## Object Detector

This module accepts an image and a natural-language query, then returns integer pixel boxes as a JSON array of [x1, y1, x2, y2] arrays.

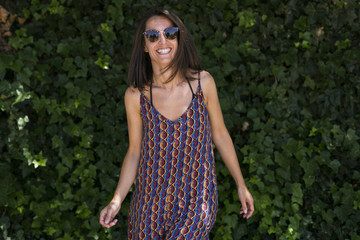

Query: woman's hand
[[99, 200, 121, 228], [238, 185, 254, 219]]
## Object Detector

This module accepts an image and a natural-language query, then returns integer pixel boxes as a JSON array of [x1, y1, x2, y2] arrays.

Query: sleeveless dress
[[128, 78, 218, 240]]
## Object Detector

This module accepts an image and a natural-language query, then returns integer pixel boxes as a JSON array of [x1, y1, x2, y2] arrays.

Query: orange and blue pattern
[[128, 81, 218, 239]]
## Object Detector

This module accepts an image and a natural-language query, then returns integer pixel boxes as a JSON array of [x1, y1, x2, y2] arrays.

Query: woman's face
[[144, 16, 178, 68]]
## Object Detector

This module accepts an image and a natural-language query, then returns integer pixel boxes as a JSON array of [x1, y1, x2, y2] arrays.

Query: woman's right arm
[[99, 86, 143, 228]]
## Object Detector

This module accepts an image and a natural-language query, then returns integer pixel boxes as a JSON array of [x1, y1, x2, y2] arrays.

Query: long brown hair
[[127, 8, 201, 91]]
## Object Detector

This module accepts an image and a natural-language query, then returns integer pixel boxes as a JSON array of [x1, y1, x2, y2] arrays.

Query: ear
[[144, 45, 149, 53]]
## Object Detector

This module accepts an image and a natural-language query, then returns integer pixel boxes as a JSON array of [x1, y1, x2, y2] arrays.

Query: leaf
[[224, 199, 240, 215], [276, 167, 291, 181], [237, 9, 256, 28], [52, 135, 64, 149], [76, 202, 92, 219], [335, 39, 351, 50], [274, 151, 290, 168], [294, 16, 308, 31], [12, 84, 31, 106], [303, 76, 315, 90], [291, 183, 303, 206], [62, 57, 75, 72]]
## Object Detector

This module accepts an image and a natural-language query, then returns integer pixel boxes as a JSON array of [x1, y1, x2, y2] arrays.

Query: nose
[[159, 32, 167, 43]]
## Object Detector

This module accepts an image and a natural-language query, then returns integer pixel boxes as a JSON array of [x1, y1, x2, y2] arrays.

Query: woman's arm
[[201, 71, 254, 219], [99, 86, 143, 228]]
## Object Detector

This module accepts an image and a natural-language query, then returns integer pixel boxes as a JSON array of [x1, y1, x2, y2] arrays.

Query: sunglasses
[[143, 27, 179, 42]]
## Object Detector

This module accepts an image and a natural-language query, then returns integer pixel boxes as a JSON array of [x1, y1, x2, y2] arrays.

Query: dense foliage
[[1, 0, 359, 239]]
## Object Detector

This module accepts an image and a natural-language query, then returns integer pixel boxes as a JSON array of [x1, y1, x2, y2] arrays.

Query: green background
[[1, 0, 359, 239]]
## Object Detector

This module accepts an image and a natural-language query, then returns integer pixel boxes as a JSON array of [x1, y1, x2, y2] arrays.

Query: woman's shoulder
[[199, 70, 216, 91], [125, 86, 142, 106], [198, 70, 218, 105], [199, 70, 213, 81], [125, 85, 141, 96]]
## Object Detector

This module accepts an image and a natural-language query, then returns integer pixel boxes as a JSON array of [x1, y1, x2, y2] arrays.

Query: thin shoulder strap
[[150, 81, 153, 104], [186, 77, 195, 98], [197, 71, 201, 89]]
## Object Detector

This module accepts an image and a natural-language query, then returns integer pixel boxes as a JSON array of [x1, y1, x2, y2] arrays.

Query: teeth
[[157, 48, 171, 54]]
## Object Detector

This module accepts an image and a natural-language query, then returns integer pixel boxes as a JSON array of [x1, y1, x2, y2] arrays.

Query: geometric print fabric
[[128, 80, 218, 240]]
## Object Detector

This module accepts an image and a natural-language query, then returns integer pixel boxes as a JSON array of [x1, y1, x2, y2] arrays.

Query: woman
[[99, 7, 254, 239]]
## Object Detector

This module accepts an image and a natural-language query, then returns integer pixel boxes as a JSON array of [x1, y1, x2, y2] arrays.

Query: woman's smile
[[156, 47, 172, 55]]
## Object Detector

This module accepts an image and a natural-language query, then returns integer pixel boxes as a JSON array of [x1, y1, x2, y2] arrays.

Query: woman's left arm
[[201, 71, 254, 219]]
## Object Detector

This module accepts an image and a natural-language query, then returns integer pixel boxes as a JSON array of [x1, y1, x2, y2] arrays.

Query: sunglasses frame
[[143, 27, 179, 43]]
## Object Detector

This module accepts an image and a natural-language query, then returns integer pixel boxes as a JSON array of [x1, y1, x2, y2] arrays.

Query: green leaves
[[294, 16, 308, 31], [237, 9, 256, 28], [291, 183, 303, 206], [1, 0, 359, 239], [8, 28, 34, 50], [23, 148, 48, 168]]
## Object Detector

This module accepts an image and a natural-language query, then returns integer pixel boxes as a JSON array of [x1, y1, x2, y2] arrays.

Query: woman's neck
[[152, 67, 182, 88]]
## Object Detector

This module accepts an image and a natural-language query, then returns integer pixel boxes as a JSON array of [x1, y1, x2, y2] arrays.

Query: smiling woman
[[127, 8, 201, 90], [99, 7, 254, 240], [143, 16, 179, 70]]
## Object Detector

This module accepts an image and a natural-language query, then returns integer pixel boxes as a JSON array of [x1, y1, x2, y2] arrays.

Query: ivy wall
[[1, 0, 359, 239]]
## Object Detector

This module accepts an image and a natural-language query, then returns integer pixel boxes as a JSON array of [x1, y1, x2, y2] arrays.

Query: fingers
[[240, 200, 254, 219], [104, 210, 114, 225], [240, 199, 249, 219], [238, 187, 255, 219], [99, 209, 109, 227], [108, 218, 118, 227], [101, 218, 118, 228], [247, 201, 254, 218], [99, 207, 118, 228]]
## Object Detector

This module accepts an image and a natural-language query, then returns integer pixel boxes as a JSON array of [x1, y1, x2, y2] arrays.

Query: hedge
[[0, 0, 359, 239]]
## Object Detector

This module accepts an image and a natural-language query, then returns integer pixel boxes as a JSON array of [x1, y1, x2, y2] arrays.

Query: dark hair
[[127, 7, 201, 91]]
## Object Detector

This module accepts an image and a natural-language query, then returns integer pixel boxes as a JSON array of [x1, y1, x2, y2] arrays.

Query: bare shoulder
[[200, 70, 213, 82], [124, 86, 141, 109], [200, 70, 217, 97], [125, 86, 140, 100]]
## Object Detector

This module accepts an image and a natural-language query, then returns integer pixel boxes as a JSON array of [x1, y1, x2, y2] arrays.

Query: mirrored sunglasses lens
[[165, 28, 178, 39], [146, 31, 159, 42]]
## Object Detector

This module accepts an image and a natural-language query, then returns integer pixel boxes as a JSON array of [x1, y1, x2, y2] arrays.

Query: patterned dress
[[128, 78, 218, 240]]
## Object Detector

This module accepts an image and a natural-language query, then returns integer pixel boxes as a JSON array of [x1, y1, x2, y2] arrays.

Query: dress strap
[[150, 81, 153, 104], [195, 71, 202, 92], [186, 77, 195, 99]]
